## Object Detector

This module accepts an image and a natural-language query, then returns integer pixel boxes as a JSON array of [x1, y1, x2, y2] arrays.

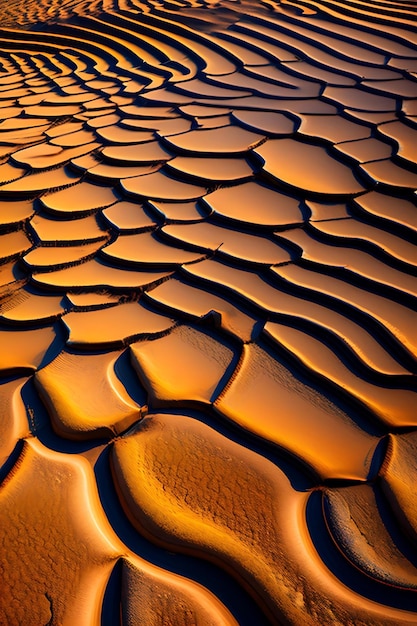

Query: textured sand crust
[[0, 0, 416, 624]]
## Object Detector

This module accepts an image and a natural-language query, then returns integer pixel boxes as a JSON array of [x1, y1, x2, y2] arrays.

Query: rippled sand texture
[[0, 0, 417, 623]]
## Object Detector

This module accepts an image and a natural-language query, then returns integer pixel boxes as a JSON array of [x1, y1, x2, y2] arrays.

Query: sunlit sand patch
[[119, 104, 178, 118], [0, 377, 30, 468], [0, 289, 65, 323], [71, 151, 103, 173], [102, 200, 157, 231], [354, 191, 417, 234], [41, 180, 118, 215], [323, 85, 398, 112], [215, 341, 379, 481], [102, 140, 174, 164], [254, 138, 365, 195], [231, 109, 296, 135], [65, 291, 120, 308], [86, 161, 162, 182], [163, 220, 293, 265], [209, 67, 321, 98], [62, 300, 175, 348], [120, 555, 239, 626], [11, 140, 102, 169], [144, 277, 257, 342], [1, 0, 417, 623], [0, 229, 32, 261], [0, 327, 56, 374], [111, 413, 417, 625], [121, 170, 208, 201], [277, 227, 417, 297], [123, 115, 192, 134], [173, 77, 251, 99], [182, 256, 413, 377], [0, 199, 34, 226], [50, 127, 96, 147], [130, 323, 235, 406], [281, 59, 357, 87], [102, 230, 205, 266], [86, 112, 121, 128], [323, 483, 417, 589], [0, 162, 26, 184], [360, 158, 417, 190], [31, 258, 174, 291], [0, 262, 22, 297], [309, 217, 417, 269], [0, 439, 121, 626], [380, 432, 417, 547], [0, 166, 81, 194], [23, 103, 82, 117], [272, 263, 417, 357], [29, 212, 108, 243], [202, 181, 303, 227], [96, 125, 155, 144], [297, 113, 371, 144], [149, 199, 205, 222], [263, 321, 417, 428], [35, 349, 144, 439], [23, 240, 105, 270], [163, 125, 265, 154], [0, 132, 47, 147], [166, 155, 253, 183], [334, 136, 393, 164]]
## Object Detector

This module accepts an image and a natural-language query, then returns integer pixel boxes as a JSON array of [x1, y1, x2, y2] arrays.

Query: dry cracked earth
[[0, 0, 416, 624]]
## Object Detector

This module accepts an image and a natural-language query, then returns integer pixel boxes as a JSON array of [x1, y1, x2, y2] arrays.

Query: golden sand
[[0, 0, 416, 623]]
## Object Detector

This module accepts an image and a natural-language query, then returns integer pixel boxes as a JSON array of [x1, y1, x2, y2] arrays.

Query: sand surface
[[0, 0, 416, 623]]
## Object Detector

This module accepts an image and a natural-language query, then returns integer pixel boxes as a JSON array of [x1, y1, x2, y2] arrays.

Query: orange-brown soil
[[0, 0, 416, 624]]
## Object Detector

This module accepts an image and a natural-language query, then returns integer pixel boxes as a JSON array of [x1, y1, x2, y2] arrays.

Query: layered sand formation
[[0, 0, 416, 624]]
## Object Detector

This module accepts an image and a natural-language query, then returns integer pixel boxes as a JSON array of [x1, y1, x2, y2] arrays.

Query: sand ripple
[[0, 0, 416, 623]]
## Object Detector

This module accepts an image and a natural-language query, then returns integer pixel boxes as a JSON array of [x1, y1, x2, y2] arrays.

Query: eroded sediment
[[0, 0, 416, 623]]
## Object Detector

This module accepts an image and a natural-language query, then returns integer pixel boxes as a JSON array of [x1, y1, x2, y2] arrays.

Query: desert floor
[[0, 0, 416, 624]]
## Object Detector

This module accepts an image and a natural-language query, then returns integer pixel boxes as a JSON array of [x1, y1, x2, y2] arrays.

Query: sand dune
[[0, 0, 416, 623]]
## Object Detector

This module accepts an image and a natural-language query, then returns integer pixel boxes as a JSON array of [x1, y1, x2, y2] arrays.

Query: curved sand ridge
[[0, 0, 416, 623]]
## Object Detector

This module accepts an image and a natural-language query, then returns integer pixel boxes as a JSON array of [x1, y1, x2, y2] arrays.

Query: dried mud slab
[[0, 327, 57, 374], [1, 0, 417, 623], [0, 289, 64, 323], [0, 438, 122, 626], [215, 342, 378, 481], [62, 301, 175, 348], [0, 438, 235, 626], [145, 277, 257, 342], [130, 324, 235, 406], [101, 231, 204, 267], [111, 414, 417, 626], [41, 181, 118, 216], [121, 556, 239, 626], [202, 181, 303, 228], [264, 322, 417, 429], [163, 221, 292, 265], [32, 259, 173, 291], [380, 432, 417, 546], [102, 201, 156, 231], [0, 378, 30, 469], [323, 484, 417, 590], [35, 350, 144, 439], [254, 139, 365, 196]]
